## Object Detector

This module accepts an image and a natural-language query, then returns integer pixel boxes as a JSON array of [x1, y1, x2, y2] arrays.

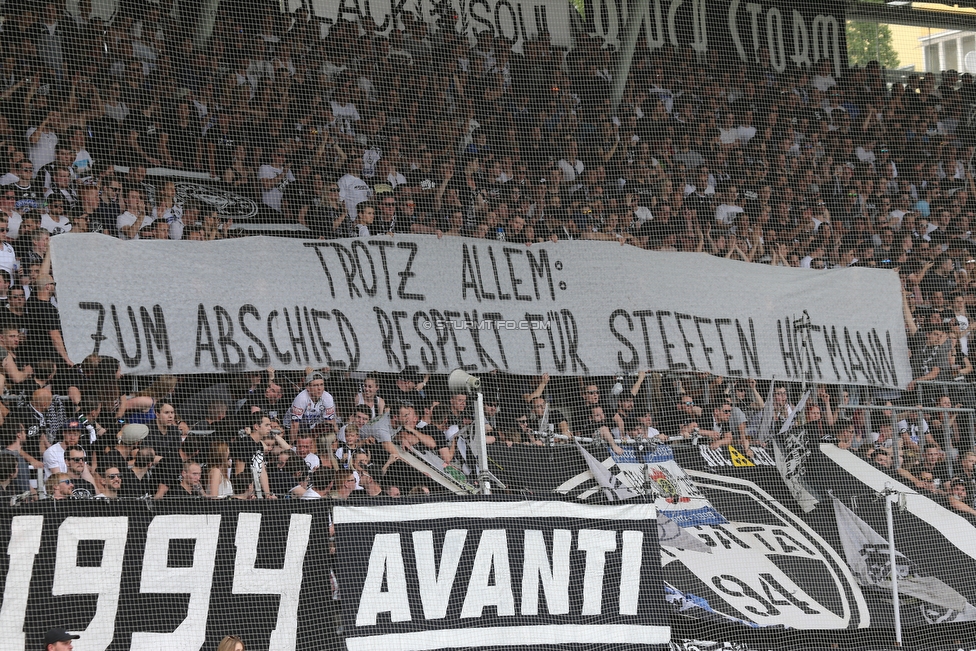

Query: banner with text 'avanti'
[[51, 234, 910, 387], [332, 499, 669, 650]]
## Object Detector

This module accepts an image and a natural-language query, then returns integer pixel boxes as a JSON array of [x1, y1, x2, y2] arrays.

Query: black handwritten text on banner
[[332, 500, 669, 650], [51, 234, 910, 387]]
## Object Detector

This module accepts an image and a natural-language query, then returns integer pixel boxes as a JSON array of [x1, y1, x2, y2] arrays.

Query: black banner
[[0, 500, 333, 651], [333, 498, 669, 650]]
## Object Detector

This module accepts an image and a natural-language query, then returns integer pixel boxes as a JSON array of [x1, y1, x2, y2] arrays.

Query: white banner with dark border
[[332, 499, 669, 650], [51, 234, 910, 387]]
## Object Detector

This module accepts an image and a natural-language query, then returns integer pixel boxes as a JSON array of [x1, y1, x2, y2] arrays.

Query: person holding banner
[[771, 386, 795, 428], [697, 403, 735, 450]]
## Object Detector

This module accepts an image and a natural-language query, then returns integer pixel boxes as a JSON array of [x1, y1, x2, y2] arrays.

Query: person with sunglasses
[[693, 402, 735, 450], [57, 447, 96, 498], [39, 196, 71, 235], [95, 466, 122, 500], [45, 473, 75, 500]]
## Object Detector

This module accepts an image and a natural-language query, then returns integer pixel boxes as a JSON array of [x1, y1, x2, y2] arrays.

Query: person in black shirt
[[98, 423, 149, 486], [164, 461, 204, 498], [96, 466, 123, 499], [25, 274, 70, 368], [124, 98, 171, 167], [61, 446, 97, 498], [166, 101, 202, 170], [421, 404, 456, 464], [12, 387, 55, 461], [380, 367, 426, 407], [205, 112, 245, 178], [123, 447, 160, 499], [94, 178, 123, 238], [0, 454, 20, 502], [230, 411, 275, 498], [144, 401, 180, 463], [3, 285, 27, 336]]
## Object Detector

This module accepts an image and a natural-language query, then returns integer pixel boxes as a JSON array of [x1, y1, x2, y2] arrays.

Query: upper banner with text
[[298, 0, 846, 75], [51, 234, 910, 386]]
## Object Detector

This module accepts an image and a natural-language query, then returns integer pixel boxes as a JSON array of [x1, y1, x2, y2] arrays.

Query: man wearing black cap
[[44, 627, 79, 651]]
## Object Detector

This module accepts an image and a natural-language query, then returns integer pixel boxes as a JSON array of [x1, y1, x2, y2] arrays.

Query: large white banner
[[51, 234, 910, 386]]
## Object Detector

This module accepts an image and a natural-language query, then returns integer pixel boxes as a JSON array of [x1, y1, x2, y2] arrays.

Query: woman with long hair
[[217, 636, 245, 651], [206, 441, 234, 499], [87, 356, 121, 413]]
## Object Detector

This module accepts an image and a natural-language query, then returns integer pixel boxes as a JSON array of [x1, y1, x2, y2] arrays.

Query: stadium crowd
[[1, 1, 976, 511]]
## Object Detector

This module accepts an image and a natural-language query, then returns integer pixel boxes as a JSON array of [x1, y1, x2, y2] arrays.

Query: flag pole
[[883, 484, 902, 646], [475, 392, 491, 495]]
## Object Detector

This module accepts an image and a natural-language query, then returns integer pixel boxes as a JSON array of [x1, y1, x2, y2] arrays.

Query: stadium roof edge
[[848, 1, 976, 31]]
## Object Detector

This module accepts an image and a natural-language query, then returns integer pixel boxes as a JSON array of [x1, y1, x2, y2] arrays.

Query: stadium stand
[[4, 1, 976, 650]]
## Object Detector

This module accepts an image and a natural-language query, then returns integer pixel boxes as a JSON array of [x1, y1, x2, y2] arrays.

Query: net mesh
[[0, 0, 975, 650]]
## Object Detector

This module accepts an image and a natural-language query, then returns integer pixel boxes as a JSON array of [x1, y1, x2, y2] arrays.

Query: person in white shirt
[[289, 371, 337, 438], [799, 244, 826, 269], [557, 140, 585, 193], [0, 219, 17, 280], [69, 127, 94, 181], [116, 188, 153, 240], [0, 190, 22, 247], [855, 140, 877, 165], [338, 157, 372, 222], [258, 148, 296, 213], [717, 113, 738, 145], [736, 111, 757, 143], [26, 111, 60, 171], [330, 84, 361, 138], [42, 422, 82, 478], [714, 185, 744, 225], [39, 197, 71, 234], [811, 59, 837, 92]]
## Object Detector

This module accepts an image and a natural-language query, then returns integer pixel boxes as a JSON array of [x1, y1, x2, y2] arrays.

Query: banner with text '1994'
[[332, 499, 668, 651], [51, 234, 910, 387]]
